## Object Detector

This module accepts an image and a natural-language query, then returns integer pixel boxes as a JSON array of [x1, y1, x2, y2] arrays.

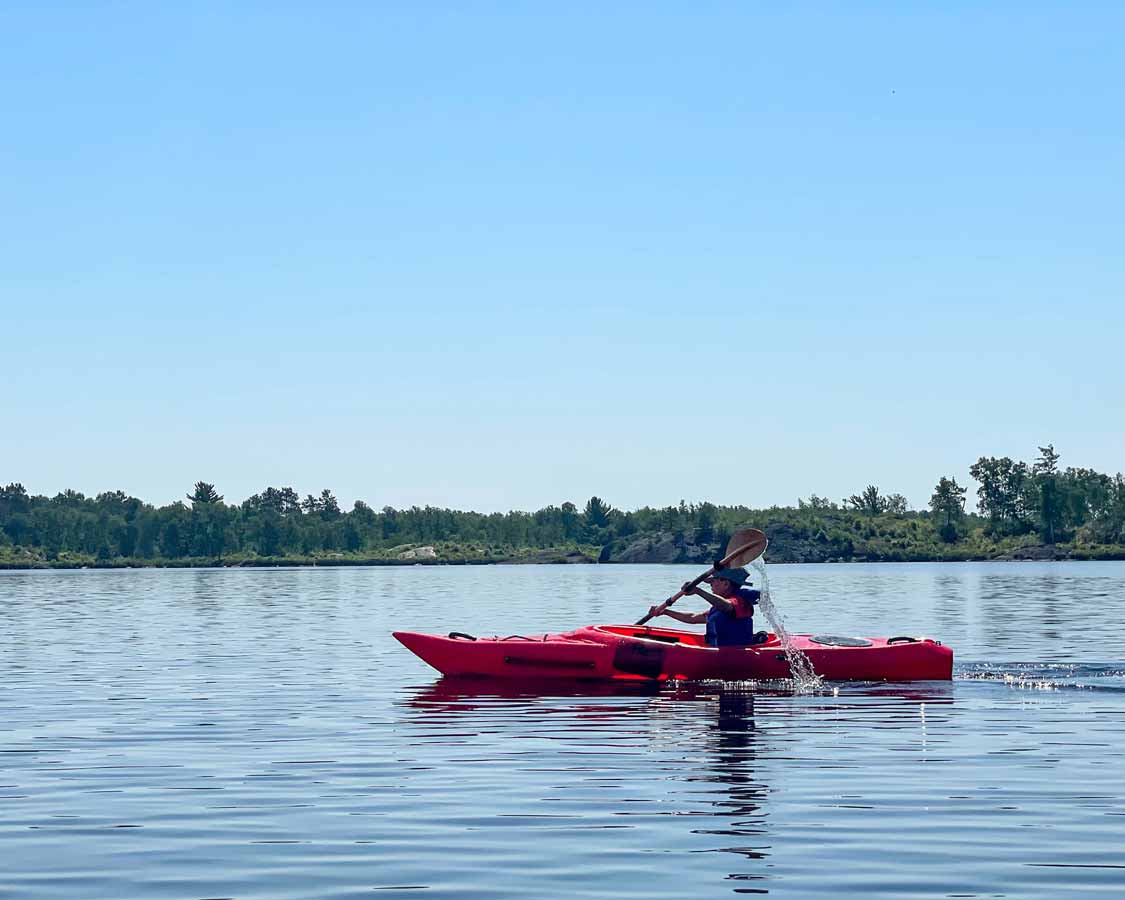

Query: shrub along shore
[[3, 446, 1124, 569], [3, 539, 1124, 571]]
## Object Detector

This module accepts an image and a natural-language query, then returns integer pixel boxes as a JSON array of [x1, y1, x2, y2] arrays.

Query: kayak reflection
[[406, 676, 661, 708], [403, 676, 954, 711], [695, 691, 771, 890], [397, 678, 952, 893], [401, 678, 773, 885]]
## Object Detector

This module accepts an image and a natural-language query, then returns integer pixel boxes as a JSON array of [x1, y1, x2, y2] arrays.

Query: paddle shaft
[[634, 539, 759, 627]]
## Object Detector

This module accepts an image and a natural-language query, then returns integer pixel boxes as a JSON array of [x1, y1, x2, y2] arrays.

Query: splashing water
[[750, 559, 824, 693]]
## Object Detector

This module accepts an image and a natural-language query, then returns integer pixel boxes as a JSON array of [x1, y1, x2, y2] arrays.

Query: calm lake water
[[2, 562, 1124, 899]]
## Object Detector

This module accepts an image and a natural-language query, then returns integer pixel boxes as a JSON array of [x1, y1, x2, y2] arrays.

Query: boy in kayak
[[647, 567, 765, 647]]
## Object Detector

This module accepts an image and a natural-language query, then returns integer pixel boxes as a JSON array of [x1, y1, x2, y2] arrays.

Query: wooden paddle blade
[[723, 528, 768, 567], [636, 528, 767, 626]]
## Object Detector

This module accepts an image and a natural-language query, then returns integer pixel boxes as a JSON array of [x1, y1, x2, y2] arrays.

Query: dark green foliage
[[244, 487, 301, 517], [317, 489, 342, 522], [583, 496, 612, 529], [968, 456, 1034, 534], [2, 449, 1124, 567], [1033, 445, 1063, 544], [581, 496, 613, 544], [0, 483, 32, 517], [799, 495, 837, 510], [846, 485, 889, 515], [965, 445, 1110, 544], [1078, 473, 1125, 545], [885, 494, 908, 515], [930, 476, 967, 542], [188, 482, 223, 505], [695, 502, 717, 544]]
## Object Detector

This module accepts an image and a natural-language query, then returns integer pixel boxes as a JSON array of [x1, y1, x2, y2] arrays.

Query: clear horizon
[[4, 4, 1122, 513]]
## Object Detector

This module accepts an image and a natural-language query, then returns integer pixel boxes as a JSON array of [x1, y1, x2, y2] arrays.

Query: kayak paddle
[[634, 527, 768, 626]]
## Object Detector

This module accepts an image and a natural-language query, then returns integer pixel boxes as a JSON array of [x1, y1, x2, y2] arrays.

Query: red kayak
[[393, 624, 953, 682]]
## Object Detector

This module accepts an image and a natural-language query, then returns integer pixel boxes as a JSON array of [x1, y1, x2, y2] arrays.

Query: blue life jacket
[[705, 588, 760, 647]]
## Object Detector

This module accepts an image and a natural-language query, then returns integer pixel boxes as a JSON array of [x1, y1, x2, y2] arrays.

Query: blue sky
[[3, 3, 1122, 512]]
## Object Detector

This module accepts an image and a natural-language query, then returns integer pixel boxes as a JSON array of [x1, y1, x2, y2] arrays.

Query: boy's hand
[[648, 603, 667, 618], [681, 582, 698, 596]]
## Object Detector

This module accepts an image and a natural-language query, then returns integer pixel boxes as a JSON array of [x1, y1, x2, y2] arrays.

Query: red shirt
[[730, 591, 758, 619]]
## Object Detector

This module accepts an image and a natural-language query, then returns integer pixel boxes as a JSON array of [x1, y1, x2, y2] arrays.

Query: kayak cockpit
[[583, 625, 707, 645], [582, 624, 780, 648]]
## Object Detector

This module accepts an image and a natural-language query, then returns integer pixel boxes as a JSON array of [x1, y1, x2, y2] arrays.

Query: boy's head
[[706, 567, 750, 598]]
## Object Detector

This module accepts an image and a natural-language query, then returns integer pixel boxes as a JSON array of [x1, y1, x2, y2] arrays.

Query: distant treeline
[[2, 445, 1123, 567]]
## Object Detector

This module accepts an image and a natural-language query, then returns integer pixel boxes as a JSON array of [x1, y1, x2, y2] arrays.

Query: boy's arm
[[683, 584, 735, 616], [647, 603, 708, 624], [662, 609, 708, 624]]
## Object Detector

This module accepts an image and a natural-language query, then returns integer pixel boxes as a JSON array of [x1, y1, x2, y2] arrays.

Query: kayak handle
[[887, 636, 919, 644], [448, 632, 478, 641]]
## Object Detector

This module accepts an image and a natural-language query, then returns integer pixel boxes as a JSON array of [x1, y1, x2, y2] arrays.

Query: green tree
[[381, 506, 400, 541], [257, 512, 282, 556], [1033, 444, 1064, 543], [1064, 467, 1113, 528], [4, 513, 31, 546], [714, 524, 732, 556], [189, 503, 230, 557], [119, 522, 139, 557], [160, 508, 186, 557], [583, 496, 612, 529], [695, 502, 717, 543], [969, 457, 1007, 527], [41, 510, 66, 559], [969, 456, 1033, 534], [885, 493, 909, 515], [245, 487, 296, 516], [929, 476, 967, 542], [846, 485, 888, 515], [799, 494, 836, 510], [53, 489, 86, 508], [0, 483, 31, 517], [318, 489, 342, 521], [1084, 474, 1125, 544], [342, 519, 363, 552], [187, 482, 223, 505], [581, 496, 614, 545], [560, 502, 580, 541]]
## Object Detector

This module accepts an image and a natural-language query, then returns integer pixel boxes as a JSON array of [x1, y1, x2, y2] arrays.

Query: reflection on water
[[1, 563, 1124, 899], [398, 677, 965, 895]]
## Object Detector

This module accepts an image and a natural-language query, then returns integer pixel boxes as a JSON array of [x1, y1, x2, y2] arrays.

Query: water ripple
[[2, 564, 1125, 898]]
